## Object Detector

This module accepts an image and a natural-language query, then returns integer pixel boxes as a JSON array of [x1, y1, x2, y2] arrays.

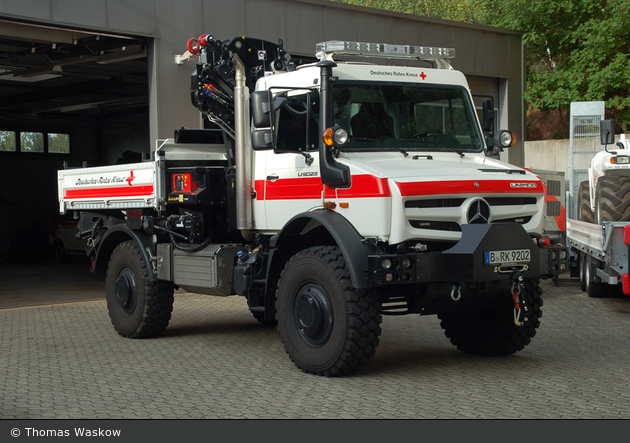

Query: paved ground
[[1, 263, 629, 419]]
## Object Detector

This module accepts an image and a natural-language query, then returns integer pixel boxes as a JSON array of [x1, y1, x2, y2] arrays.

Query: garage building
[[0, 0, 524, 262]]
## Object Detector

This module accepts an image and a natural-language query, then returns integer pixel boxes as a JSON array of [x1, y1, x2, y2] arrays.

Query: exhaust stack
[[233, 54, 253, 240]]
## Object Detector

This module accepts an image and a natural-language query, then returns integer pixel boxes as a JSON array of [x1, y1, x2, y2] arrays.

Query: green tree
[[483, 0, 630, 134], [336, 0, 484, 22], [334, 0, 630, 134], [48, 133, 70, 154], [0, 131, 16, 152], [20, 132, 44, 152]]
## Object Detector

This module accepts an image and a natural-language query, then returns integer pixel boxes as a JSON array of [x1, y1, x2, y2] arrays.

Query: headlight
[[493, 130, 516, 148], [323, 126, 349, 147]]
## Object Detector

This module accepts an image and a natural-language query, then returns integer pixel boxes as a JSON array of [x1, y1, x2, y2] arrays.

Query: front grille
[[409, 220, 462, 231], [485, 197, 537, 206], [493, 216, 532, 224], [405, 198, 465, 209]]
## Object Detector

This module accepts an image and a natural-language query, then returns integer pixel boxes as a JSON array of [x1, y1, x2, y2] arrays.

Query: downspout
[[233, 54, 253, 240]]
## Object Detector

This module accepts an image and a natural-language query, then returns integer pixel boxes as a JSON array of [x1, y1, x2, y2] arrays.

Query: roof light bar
[[316, 40, 455, 62]]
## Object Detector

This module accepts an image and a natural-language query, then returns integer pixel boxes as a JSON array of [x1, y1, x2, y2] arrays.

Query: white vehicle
[[569, 116, 630, 297], [58, 36, 556, 376]]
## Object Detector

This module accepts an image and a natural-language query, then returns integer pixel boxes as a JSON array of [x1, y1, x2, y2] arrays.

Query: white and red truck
[[58, 36, 558, 376]]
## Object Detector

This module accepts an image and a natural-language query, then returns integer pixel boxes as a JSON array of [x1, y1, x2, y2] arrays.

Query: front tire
[[438, 279, 543, 356], [276, 246, 382, 376], [106, 241, 174, 338]]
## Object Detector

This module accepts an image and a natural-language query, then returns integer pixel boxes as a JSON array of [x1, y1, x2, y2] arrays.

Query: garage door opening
[[0, 19, 150, 263]]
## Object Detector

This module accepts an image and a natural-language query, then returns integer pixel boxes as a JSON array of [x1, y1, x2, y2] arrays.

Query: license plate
[[484, 249, 531, 265]]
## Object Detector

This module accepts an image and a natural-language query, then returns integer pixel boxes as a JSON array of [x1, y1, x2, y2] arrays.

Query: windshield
[[332, 81, 483, 153]]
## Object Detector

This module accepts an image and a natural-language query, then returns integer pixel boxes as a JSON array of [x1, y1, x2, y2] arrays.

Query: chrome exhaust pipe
[[233, 54, 253, 240]]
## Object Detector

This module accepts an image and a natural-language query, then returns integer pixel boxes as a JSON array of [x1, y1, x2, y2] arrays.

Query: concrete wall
[[524, 135, 625, 176], [0, 0, 526, 164]]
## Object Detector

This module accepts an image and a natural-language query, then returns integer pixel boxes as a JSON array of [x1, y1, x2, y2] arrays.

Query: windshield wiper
[[349, 137, 409, 157], [447, 146, 465, 158], [399, 138, 466, 158]]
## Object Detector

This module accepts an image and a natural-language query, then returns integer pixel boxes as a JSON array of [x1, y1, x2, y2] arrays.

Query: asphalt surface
[[0, 262, 629, 419]]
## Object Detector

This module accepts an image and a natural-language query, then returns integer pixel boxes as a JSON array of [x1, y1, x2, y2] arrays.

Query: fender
[[270, 209, 380, 288], [94, 224, 157, 282]]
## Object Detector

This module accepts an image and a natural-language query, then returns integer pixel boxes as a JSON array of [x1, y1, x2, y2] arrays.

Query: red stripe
[[263, 177, 322, 200], [325, 175, 391, 198], [64, 185, 154, 199], [255, 174, 391, 201], [395, 179, 543, 196]]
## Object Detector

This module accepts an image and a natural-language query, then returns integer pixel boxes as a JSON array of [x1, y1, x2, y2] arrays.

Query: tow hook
[[510, 271, 530, 327], [450, 284, 462, 301]]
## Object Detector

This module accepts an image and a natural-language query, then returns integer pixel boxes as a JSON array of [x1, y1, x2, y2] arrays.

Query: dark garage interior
[[0, 20, 149, 264]]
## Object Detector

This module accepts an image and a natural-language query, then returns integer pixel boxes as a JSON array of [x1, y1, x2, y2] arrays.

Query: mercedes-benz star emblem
[[467, 199, 490, 224]]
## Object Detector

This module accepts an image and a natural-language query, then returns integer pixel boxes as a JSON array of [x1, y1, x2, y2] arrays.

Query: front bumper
[[368, 223, 545, 285]]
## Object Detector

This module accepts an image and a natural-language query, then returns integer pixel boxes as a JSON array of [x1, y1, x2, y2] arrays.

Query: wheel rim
[[293, 282, 334, 347], [115, 266, 138, 316]]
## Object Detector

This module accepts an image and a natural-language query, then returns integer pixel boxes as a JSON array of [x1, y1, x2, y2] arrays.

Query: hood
[[339, 151, 540, 183]]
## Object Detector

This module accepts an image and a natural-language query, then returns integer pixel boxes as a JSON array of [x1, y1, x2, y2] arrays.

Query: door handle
[[267, 174, 279, 181]]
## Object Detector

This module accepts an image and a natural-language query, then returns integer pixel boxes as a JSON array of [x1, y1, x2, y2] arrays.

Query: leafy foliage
[[0, 131, 16, 152], [336, 0, 485, 22], [485, 0, 630, 133], [332, 0, 630, 134], [20, 132, 44, 152]]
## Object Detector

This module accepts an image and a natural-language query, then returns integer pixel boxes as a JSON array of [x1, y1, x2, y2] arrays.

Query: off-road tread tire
[[276, 246, 382, 377], [579, 181, 594, 223], [585, 254, 608, 298], [596, 175, 630, 222], [106, 241, 174, 339], [438, 279, 543, 356]]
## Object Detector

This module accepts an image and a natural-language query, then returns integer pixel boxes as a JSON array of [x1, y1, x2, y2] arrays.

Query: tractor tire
[[579, 181, 594, 223], [595, 175, 630, 223], [275, 246, 382, 376], [106, 241, 174, 338], [438, 279, 543, 356], [584, 254, 607, 298]]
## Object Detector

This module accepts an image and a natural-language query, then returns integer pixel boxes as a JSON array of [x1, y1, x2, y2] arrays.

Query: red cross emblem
[[419, 72, 427, 80], [126, 171, 135, 186]]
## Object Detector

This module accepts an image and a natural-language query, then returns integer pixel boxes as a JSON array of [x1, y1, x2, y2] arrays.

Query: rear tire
[[106, 241, 174, 338], [438, 279, 543, 356], [584, 254, 607, 298], [276, 246, 382, 376], [578, 252, 587, 292], [595, 175, 630, 223]]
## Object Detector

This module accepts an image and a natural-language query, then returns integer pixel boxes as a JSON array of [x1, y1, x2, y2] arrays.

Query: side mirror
[[251, 91, 272, 128], [601, 119, 615, 145], [251, 129, 274, 150], [482, 98, 495, 132]]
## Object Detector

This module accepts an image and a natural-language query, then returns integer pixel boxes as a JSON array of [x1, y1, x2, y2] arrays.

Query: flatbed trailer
[[567, 218, 630, 296]]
